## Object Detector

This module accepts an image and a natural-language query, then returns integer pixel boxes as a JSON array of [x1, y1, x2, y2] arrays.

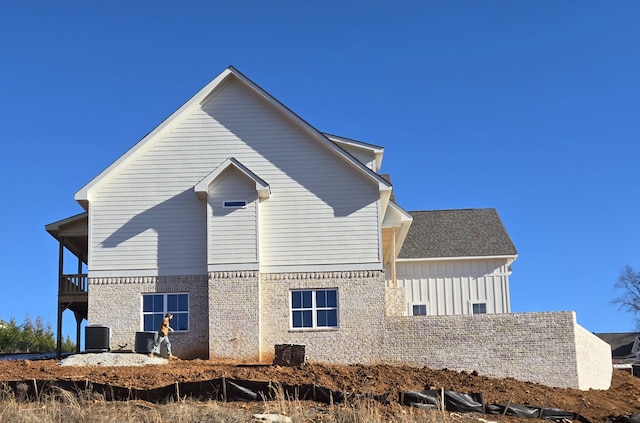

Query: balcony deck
[[59, 274, 88, 319]]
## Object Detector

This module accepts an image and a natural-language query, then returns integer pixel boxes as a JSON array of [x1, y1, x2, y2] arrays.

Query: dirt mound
[[0, 356, 638, 422]]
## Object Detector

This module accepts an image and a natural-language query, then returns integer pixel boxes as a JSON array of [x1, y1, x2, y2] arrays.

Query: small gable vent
[[223, 200, 247, 208]]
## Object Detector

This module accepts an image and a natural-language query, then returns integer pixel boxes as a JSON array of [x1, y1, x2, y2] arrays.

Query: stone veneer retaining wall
[[380, 311, 612, 390], [574, 322, 614, 390], [88, 275, 209, 359]]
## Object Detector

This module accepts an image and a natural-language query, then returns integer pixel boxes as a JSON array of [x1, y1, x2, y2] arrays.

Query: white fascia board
[[75, 68, 237, 208], [397, 254, 518, 264], [323, 133, 385, 172], [194, 157, 270, 200], [45, 211, 88, 233], [382, 201, 412, 227], [88, 267, 208, 278], [379, 187, 392, 220], [208, 263, 260, 272], [259, 262, 383, 273], [382, 202, 413, 258]]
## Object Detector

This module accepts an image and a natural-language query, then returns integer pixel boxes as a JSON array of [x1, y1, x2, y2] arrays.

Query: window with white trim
[[411, 304, 427, 316], [291, 289, 338, 329], [142, 293, 189, 332], [471, 302, 487, 315]]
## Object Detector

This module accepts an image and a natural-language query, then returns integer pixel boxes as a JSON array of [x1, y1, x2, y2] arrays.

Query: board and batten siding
[[207, 169, 258, 266], [87, 77, 381, 276], [389, 259, 511, 316]]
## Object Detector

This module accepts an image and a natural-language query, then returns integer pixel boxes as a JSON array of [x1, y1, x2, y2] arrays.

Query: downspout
[[392, 230, 397, 288], [76, 256, 83, 353]]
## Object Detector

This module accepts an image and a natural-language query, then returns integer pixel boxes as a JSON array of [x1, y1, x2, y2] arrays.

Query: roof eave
[[323, 133, 385, 172], [397, 254, 518, 263]]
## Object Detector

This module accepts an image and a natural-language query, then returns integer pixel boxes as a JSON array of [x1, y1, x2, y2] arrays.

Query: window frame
[[290, 288, 339, 330], [470, 301, 487, 315], [411, 303, 428, 316], [142, 293, 190, 332]]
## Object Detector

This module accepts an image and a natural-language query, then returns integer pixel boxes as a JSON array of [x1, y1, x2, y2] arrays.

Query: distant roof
[[595, 332, 640, 358], [398, 208, 517, 259]]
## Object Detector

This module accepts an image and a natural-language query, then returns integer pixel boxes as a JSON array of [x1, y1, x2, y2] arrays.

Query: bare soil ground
[[0, 357, 638, 422]]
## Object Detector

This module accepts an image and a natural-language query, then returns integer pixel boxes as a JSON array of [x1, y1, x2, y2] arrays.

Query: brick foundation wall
[[385, 286, 406, 317], [260, 271, 387, 364], [208, 271, 260, 362], [88, 275, 209, 359]]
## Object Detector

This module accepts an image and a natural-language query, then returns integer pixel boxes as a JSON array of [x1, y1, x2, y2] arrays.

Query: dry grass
[[0, 383, 455, 423]]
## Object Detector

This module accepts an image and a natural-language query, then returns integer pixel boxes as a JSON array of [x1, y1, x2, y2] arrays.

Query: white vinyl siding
[[207, 169, 258, 265], [390, 259, 511, 316], [88, 78, 380, 275], [89, 193, 207, 274], [337, 145, 377, 171]]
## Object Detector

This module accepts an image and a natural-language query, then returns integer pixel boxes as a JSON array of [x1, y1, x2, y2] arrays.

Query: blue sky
[[1, 1, 638, 342]]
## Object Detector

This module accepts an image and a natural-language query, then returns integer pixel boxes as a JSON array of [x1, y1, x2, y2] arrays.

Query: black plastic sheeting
[[1, 379, 594, 422], [0, 378, 344, 404], [612, 411, 640, 423], [402, 389, 590, 422]]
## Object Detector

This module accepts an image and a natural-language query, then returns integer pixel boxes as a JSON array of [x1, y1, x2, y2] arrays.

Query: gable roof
[[45, 212, 88, 263], [74, 66, 391, 208], [194, 157, 271, 200], [398, 208, 518, 259], [323, 133, 384, 172]]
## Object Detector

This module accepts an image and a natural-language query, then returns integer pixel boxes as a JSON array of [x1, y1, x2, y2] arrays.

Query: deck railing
[[59, 274, 88, 295]]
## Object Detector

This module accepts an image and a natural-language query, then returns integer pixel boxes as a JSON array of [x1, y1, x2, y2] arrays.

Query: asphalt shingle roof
[[595, 332, 640, 358], [398, 208, 518, 259]]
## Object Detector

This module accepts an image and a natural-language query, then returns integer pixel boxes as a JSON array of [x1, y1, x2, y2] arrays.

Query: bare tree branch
[[612, 266, 640, 328]]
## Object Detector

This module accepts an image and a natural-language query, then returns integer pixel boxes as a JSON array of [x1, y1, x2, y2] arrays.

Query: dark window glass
[[177, 295, 188, 311], [316, 290, 327, 308], [317, 309, 337, 327], [326, 309, 337, 327], [293, 310, 312, 328], [317, 310, 328, 326], [473, 303, 487, 314], [224, 201, 246, 208], [144, 313, 163, 332], [302, 291, 312, 308], [143, 295, 154, 312], [153, 295, 163, 312], [143, 314, 154, 331], [326, 290, 337, 307], [292, 291, 302, 309], [174, 314, 189, 331], [412, 304, 427, 316], [167, 294, 178, 312]]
